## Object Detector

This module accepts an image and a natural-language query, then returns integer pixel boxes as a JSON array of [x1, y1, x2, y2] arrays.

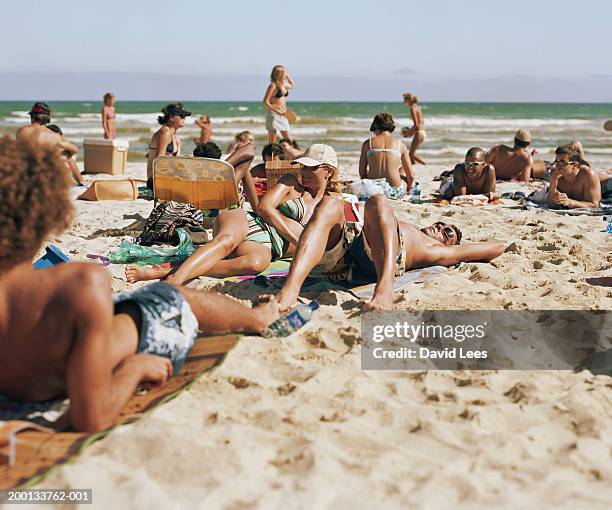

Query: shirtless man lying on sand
[[0, 136, 278, 432], [440, 147, 496, 200], [485, 129, 533, 184], [276, 194, 505, 311], [547, 144, 606, 209]]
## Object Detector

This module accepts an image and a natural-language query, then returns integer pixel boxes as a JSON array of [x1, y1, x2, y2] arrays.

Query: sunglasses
[[434, 222, 458, 241], [464, 161, 483, 168], [554, 159, 572, 168]]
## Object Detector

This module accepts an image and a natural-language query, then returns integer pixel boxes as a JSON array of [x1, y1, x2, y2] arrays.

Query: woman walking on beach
[[126, 144, 340, 284], [401, 93, 427, 165], [359, 113, 414, 199], [263, 65, 294, 143], [146, 103, 191, 186], [101, 92, 116, 139]]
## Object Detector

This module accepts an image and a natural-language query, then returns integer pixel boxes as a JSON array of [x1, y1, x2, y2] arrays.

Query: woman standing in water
[[101, 92, 116, 139], [263, 65, 295, 143], [401, 93, 427, 165], [146, 103, 191, 187]]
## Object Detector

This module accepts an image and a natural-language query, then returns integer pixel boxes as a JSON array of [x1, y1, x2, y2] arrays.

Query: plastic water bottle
[[604, 216, 612, 234], [412, 182, 422, 204], [262, 300, 320, 338]]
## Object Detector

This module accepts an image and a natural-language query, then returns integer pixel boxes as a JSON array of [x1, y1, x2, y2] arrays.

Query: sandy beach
[[22, 160, 611, 509]]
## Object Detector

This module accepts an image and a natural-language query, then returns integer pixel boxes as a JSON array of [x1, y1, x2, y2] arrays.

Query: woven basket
[[265, 160, 303, 188]]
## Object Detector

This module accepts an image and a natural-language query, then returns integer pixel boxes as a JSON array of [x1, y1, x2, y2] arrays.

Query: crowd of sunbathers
[[1, 97, 609, 434]]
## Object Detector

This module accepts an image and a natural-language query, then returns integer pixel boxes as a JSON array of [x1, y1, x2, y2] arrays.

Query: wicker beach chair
[[265, 159, 303, 188], [152, 156, 240, 210]]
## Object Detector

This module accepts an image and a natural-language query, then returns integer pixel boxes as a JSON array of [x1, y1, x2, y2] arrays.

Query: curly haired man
[[0, 136, 278, 432]]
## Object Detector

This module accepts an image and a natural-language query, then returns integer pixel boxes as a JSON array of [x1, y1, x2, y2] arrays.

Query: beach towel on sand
[[224, 260, 459, 298], [524, 198, 612, 216], [0, 334, 240, 489]]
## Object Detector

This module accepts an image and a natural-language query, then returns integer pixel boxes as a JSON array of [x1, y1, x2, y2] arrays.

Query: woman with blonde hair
[[126, 144, 340, 284], [101, 92, 116, 139], [401, 93, 427, 165], [146, 102, 191, 187], [263, 65, 295, 143], [227, 130, 255, 153]]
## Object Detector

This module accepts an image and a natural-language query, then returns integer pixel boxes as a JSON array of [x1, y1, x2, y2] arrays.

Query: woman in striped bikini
[[125, 144, 341, 284]]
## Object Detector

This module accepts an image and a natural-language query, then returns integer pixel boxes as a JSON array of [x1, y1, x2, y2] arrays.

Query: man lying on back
[[0, 136, 278, 432]]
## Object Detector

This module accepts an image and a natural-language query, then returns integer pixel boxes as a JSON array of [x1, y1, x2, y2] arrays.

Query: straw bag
[[78, 179, 139, 201]]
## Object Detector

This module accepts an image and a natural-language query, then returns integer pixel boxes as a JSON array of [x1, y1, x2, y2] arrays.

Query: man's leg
[[277, 196, 345, 311], [176, 286, 279, 334], [360, 195, 400, 311]]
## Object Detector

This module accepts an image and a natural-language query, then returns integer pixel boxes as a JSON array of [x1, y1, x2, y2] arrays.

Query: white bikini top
[[367, 138, 401, 157]]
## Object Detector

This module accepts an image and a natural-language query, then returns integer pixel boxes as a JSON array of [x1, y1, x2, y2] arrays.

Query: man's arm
[[65, 268, 171, 432], [452, 165, 468, 196], [483, 165, 496, 195], [431, 241, 505, 267], [519, 153, 533, 184]]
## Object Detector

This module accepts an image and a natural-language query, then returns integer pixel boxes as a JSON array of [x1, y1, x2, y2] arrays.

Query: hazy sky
[[2, 0, 611, 101]]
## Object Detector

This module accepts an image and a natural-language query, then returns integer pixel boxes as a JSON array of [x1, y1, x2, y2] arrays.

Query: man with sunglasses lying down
[[439, 147, 497, 201], [547, 144, 609, 209], [275, 194, 505, 311]]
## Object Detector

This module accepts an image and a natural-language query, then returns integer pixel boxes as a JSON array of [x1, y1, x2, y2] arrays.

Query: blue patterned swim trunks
[[114, 282, 198, 374]]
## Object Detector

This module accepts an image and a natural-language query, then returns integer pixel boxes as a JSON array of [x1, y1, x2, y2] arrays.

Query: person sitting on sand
[[101, 92, 116, 140], [485, 129, 533, 183], [146, 103, 191, 187], [547, 144, 602, 209], [400, 93, 427, 165], [226, 130, 254, 154], [46, 124, 86, 186], [359, 113, 414, 199], [439, 147, 496, 200], [193, 115, 212, 145], [125, 144, 341, 285], [0, 136, 279, 433], [16, 102, 75, 156], [279, 138, 303, 160], [193, 140, 259, 210], [275, 194, 505, 311], [250, 142, 284, 179]]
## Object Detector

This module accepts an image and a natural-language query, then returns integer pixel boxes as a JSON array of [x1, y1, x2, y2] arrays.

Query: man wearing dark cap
[[485, 129, 533, 183], [16, 102, 80, 180]]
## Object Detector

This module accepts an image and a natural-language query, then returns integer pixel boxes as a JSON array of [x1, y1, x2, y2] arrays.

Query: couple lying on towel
[[127, 143, 505, 311], [0, 138, 503, 433]]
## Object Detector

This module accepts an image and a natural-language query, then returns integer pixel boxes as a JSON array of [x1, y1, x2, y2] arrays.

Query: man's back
[[0, 262, 110, 401], [486, 144, 532, 181]]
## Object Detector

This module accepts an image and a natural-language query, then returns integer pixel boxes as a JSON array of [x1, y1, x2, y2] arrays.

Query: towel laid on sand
[[0, 335, 240, 489], [524, 199, 612, 216]]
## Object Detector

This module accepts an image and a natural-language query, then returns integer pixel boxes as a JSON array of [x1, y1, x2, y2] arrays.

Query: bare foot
[[362, 288, 394, 312], [276, 288, 300, 313], [125, 263, 172, 283], [252, 295, 280, 331]]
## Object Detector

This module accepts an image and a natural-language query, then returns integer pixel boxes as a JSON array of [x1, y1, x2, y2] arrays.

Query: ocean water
[[1, 101, 611, 170]]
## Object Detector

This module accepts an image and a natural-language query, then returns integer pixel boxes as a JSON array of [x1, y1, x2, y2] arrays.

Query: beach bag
[[78, 179, 139, 201], [110, 228, 196, 265], [137, 200, 204, 246]]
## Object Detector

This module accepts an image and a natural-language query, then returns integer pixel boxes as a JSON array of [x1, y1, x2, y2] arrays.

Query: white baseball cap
[[294, 143, 338, 169]]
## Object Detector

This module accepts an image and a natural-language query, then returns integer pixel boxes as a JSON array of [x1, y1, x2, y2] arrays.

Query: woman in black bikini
[[263, 65, 294, 143], [146, 103, 191, 187]]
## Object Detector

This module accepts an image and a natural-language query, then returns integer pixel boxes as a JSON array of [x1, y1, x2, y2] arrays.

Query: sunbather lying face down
[[275, 194, 505, 312], [125, 144, 341, 285], [0, 136, 279, 432], [448, 147, 496, 199]]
